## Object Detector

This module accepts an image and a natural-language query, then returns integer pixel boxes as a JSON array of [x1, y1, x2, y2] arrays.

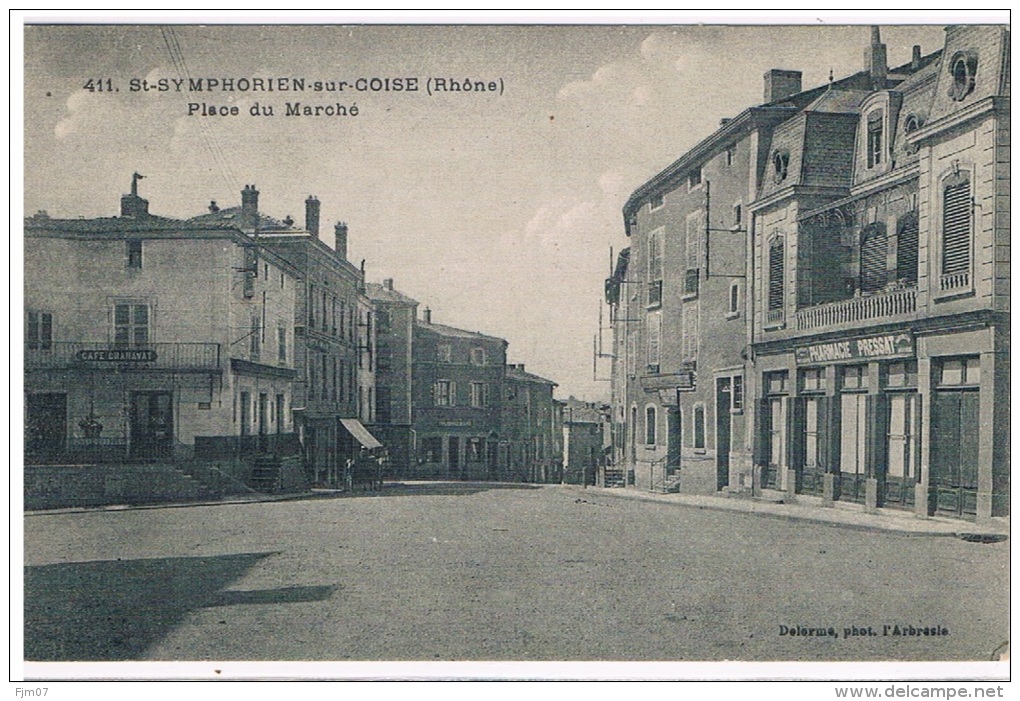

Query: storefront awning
[[339, 418, 383, 450]]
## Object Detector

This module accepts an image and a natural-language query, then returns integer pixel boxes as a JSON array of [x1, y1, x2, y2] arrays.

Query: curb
[[580, 486, 1009, 539]]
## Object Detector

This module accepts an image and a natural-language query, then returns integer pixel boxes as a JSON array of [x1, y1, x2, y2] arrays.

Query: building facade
[[411, 309, 507, 480], [503, 364, 561, 483], [25, 180, 300, 481], [561, 396, 607, 486], [366, 278, 419, 479], [607, 25, 1009, 522], [191, 188, 381, 488]]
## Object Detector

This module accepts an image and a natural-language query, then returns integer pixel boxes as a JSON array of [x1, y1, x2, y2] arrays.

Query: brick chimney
[[240, 184, 259, 231], [763, 69, 802, 103], [334, 221, 348, 259], [423, 307, 432, 324], [120, 171, 149, 218], [305, 196, 320, 238], [865, 26, 888, 89], [383, 278, 394, 290], [911, 45, 922, 71]]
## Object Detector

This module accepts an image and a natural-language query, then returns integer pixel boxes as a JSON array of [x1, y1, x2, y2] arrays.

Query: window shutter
[[768, 239, 784, 310], [896, 213, 919, 284], [866, 394, 889, 481], [860, 223, 888, 294], [787, 396, 807, 478], [827, 395, 842, 474], [942, 177, 971, 275], [753, 398, 771, 466]]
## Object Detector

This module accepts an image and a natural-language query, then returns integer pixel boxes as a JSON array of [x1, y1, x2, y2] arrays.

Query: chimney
[[334, 221, 348, 259], [911, 45, 922, 71], [305, 196, 320, 238], [763, 69, 802, 103], [240, 184, 259, 231], [423, 307, 432, 324], [383, 278, 394, 290], [120, 171, 149, 218], [865, 26, 888, 89]]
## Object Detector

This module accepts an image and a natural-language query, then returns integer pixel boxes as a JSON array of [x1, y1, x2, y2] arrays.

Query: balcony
[[25, 342, 222, 372], [795, 287, 917, 331]]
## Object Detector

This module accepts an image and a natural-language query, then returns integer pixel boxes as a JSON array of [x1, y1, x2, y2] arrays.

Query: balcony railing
[[25, 342, 222, 371], [795, 287, 917, 331], [940, 272, 970, 293]]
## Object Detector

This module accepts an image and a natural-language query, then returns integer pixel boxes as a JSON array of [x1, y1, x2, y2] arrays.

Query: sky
[[20, 14, 974, 401]]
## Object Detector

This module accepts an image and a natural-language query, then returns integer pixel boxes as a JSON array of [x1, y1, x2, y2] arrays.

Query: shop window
[[936, 357, 980, 387], [114, 302, 149, 347], [800, 367, 826, 393], [693, 404, 706, 450], [765, 370, 788, 395], [26, 311, 53, 350], [126, 240, 143, 269], [645, 406, 657, 446], [866, 111, 884, 169], [884, 361, 918, 389], [841, 364, 868, 390], [421, 436, 443, 463], [940, 171, 972, 292], [434, 379, 456, 406]]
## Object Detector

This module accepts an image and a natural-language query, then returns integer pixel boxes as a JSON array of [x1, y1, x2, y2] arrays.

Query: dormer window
[[948, 51, 978, 102], [771, 150, 789, 183], [903, 114, 923, 155], [688, 168, 702, 189], [866, 111, 884, 169]]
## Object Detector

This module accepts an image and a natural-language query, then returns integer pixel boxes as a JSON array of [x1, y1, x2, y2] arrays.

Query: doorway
[[930, 390, 979, 517], [715, 378, 732, 490], [25, 393, 67, 461], [129, 391, 173, 460]]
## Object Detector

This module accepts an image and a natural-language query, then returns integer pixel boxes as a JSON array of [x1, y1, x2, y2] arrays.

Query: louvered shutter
[[860, 223, 888, 294], [942, 177, 971, 275], [768, 239, 784, 310], [897, 213, 919, 284]]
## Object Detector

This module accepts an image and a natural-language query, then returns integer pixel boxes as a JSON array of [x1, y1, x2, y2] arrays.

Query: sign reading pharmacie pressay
[[76, 348, 158, 362], [794, 333, 914, 365]]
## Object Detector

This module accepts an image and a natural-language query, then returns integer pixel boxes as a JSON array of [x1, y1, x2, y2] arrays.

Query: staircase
[[24, 463, 216, 510], [653, 472, 683, 494], [249, 456, 282, 493], [603, 467, 625, 488]]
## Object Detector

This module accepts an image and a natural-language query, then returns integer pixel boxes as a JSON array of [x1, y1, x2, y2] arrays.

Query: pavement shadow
[[372, 481, 543, 498], [23, 551, 306, 661]]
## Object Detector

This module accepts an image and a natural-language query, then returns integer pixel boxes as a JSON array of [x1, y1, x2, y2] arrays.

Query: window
[[308, 362, 317, 401], [646, 312, 660, 372], [903, 114, 922, 155], [308, 284, 316, 326], [421, 436, 443, 463], [277, 326, 287, 363], [948, 51, 978, 102], [467, 438, 483, 462], [339, 301, 346, 339], [243, 247, 256, 298], [765, 371, 788, 395], [470, 347, 487, 366], [936, 357, 980, 387], [645, 406, 657, 445], [866, 111, 883, 169], [841, 364, 868, 390], [800, 367, 826, 392], [437, 344, 452, 363], [114, 303, 149, 347], [376, 387, 391, 423], [733, 204, 742, 228], [772, 150, 789, 183], [681, 301, 698, 362], [732, 376, 744, 411], [647, 227, 663, 308], [896, 212, 919, 285], [470, 382, 488, 408], [725, 148, 734, 167], [859, 222, 888, 294], [885, 361, 918, 389], [26, 311, 53, 350], [434, 380, 455, 406], [126, 240, 142, 269], [649, 193, 664, 210], [728, 282, 740, 316], [941, 171, 972, 291], [377, 309, 391, 333], [693, 404, 705, 450], [249, 316, 261, 360], [767, 237, 785, 315]]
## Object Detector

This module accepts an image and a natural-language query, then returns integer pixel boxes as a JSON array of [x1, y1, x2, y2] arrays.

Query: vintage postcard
[[15, 12, 1011, 688]]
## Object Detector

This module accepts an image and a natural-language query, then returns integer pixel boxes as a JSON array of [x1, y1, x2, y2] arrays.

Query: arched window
[[645, 405, 657, 446], [896, 211, 919, 285], [949, 51, 978, 102], [772, 150, 790, 183], [941, 171, 972, 291]]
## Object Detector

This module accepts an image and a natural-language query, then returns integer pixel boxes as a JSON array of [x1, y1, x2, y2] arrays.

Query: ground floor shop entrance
[[25, 393, 67, 460], [129, 391, 173, 460], [930, 389, 979, 518]]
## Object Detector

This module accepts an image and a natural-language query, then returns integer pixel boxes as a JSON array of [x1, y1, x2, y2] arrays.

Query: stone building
[[503, 364, 561, 483]]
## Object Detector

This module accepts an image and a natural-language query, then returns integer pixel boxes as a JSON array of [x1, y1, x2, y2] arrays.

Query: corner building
[[747, 26, 1009, 521]]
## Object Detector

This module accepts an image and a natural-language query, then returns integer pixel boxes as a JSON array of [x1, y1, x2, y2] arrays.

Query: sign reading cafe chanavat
[[77, 349, 158, 362], [794, 333, 914, 365]]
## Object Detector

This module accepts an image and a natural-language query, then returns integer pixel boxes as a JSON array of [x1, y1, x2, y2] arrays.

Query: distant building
[[411, 308, 507, 480], [366, 278, 419, 478], [561, 396, 607, 486], [191, 187, 381, 488], [503, 364, 561, 483], [25, 178, 301, 489]]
